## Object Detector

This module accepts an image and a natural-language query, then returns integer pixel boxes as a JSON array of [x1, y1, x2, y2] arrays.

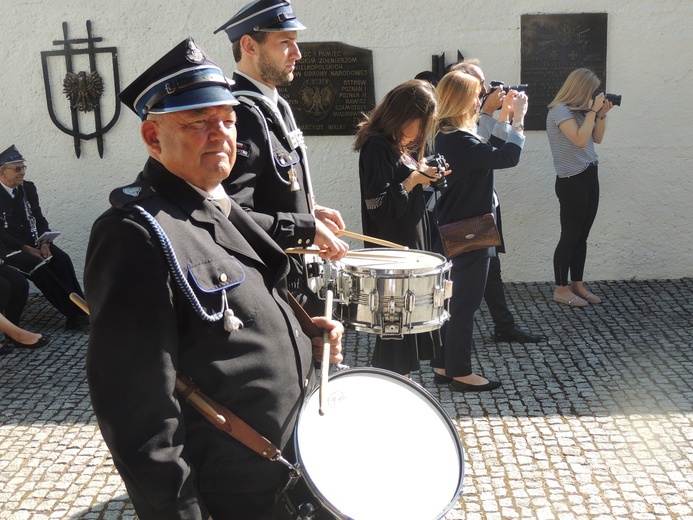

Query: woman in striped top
[[546, 68, 613, 307]]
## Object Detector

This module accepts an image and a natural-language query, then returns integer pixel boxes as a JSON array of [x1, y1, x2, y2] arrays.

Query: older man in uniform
[[215, 0, 348, 315], [85, 37, 342, 519], [0, 145, 89, 330]]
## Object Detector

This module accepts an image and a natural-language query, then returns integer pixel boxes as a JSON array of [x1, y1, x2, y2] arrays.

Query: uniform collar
[[234, 70, 279, 105]]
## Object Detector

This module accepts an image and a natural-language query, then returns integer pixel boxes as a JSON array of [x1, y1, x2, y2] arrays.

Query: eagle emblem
[[63, 70, 104, 112], [185, 39, 205, 63], [298, 79, 335, 122]]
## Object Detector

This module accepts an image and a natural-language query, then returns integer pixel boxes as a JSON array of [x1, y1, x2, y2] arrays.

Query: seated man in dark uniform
[[0, 145, 89, 330], [85, 37, 342, 520]]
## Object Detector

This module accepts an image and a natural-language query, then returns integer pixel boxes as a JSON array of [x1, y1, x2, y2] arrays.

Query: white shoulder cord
[[235, 90, 316, 214]]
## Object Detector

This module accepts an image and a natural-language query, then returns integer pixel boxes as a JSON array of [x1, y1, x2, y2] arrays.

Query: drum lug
[[444, 280, 453, 300], [404, 289, 416, 313], [435, 282, 452, 307], [368, 289, 379, 312]]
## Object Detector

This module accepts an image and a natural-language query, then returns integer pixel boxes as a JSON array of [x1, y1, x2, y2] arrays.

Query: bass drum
[[291, 368, 464, 519]]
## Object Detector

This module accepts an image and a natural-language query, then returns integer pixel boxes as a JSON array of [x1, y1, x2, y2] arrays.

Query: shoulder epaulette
[[109, 181, 155, 210]]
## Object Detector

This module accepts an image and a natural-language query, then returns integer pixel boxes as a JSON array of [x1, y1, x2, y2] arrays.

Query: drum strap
[[175, 374, 283, 461], [175, 301, 321, 469]]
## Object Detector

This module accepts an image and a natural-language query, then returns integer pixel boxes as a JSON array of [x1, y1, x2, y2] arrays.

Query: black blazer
[[434, 130, 522, 225], [0, 180, 51, 255], [85, 158, 315, 519], [224, 73, 316, 256]]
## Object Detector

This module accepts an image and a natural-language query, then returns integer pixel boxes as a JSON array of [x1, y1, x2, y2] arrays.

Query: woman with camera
[[547, 68, 613, 307], [432, 70, 527, 392], [354, 79, 446, 377]]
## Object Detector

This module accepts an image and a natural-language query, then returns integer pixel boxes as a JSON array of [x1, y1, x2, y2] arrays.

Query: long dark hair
[[354, 79, 437, 158]]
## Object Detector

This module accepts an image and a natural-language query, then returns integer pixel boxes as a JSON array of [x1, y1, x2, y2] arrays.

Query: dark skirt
[[371, 329, 441, 375]]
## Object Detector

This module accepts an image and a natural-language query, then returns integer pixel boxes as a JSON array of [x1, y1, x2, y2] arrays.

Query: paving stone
[[0, 279, 691, 518]]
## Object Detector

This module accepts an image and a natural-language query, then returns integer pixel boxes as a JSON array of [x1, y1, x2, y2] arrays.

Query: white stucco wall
[[2, 0, 691, 283]]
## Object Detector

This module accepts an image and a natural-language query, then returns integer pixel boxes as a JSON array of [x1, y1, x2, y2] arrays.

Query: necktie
[[11, 188, 17, 198]]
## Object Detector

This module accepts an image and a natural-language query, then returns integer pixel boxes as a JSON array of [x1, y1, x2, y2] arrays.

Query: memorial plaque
[[277, 42, 375, 136], [520, 13, 608, 130]]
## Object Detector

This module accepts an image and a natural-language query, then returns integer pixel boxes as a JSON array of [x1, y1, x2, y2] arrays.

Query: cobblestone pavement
[[1, 279, 691, 519]]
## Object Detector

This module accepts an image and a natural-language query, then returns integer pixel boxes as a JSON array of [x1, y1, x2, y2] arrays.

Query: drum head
[[337, 248, 447, 274], [295, 368, 464, 519]]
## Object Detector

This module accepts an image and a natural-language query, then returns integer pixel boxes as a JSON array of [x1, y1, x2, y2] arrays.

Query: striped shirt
[[546, 103, 599, 178]]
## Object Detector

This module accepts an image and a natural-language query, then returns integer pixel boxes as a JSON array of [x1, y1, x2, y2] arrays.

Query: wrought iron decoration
[[41, 21, 121, 158]]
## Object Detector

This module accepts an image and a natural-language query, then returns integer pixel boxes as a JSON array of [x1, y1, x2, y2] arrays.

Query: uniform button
[[304, 378, 310, 388], [219, 273, 228, 282], [306, 238, 312, 244], [297, 239, 303, 245], [295, 329, 300, 338]]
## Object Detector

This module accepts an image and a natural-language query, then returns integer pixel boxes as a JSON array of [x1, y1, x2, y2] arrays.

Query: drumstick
[[70, 293, 89, 315], [284, 248, 327, 255], [345, 251, 409, 260], [337, 229, 407, 249], [319, 287, 334, 416]]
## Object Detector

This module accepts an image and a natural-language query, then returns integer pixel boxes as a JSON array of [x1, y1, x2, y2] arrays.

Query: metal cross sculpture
[[41, 21, 121, 158]]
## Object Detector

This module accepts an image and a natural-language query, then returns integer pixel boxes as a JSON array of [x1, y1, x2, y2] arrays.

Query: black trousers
[[4, 245, 85, 319], [553, 163, 600, 286], [0, 264, 29, 325], [433, 251, 489, 377], [483, 255, 514, 333]]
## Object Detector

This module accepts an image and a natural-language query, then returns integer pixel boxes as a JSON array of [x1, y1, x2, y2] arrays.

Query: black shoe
[[0, 341, 16, 355], [493, 326, 545, 344], [433, 372, 453, 384], [12, 336, 52, 350], [450, 379, 502, 393], [65, 315, 90, 331]]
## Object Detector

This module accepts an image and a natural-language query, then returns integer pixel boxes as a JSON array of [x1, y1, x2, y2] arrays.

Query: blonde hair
[[548, 68, 601, 110], [434, 71, 481, 134]]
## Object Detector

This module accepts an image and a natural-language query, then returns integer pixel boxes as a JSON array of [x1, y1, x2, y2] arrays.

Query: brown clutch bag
[[438, 213, 501, 259]]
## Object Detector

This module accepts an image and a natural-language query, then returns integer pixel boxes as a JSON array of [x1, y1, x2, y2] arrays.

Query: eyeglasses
[[3, 165, 26, 173]]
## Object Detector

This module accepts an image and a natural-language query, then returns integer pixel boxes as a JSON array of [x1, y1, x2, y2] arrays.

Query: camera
[[489, 81, 529, 94], [592, 89, 622, 107], [424, 153, 447, 191]]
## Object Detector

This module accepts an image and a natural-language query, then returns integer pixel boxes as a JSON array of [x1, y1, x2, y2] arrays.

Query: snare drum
[[334, 248, 452, 338], [289, 368, 465, 520]]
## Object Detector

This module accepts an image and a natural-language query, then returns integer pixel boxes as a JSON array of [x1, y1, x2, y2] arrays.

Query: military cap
[[119, 37, 238, 120], [0, 145, 24, 167], [214, 0, 306, 43]]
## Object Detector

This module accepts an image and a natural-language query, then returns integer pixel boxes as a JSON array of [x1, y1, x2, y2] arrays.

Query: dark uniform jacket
[[433, 130, 522, 257], [85, 158, 315, 519], [224, 73, 316, 280], [0, 181, 49, 254]]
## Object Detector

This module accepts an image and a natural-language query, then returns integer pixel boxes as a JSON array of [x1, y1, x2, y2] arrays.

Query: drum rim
[[294, 367, 465, 519], [335, 248, 451, 273]]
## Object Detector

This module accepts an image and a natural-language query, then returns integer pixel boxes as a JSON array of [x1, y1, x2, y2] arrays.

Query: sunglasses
[[3, 165, 26, 173]]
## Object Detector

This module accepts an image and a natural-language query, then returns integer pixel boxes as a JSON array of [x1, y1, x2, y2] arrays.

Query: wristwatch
[[512, 122, 524, 131]]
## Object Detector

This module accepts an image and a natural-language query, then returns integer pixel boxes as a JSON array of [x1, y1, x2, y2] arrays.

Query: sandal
[[553, 291, 589, 307], [576, 291, 602, 304]]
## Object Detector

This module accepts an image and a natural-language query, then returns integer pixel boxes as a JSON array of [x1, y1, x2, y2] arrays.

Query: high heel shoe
[[450, 379, 502, 392], [433, 372, 453, 384], [11, 336, 52, 350]]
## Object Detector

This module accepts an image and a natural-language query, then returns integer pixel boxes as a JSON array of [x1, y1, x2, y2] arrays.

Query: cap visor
[[261, 20, 307, 32], [149, 85, 239, 114]]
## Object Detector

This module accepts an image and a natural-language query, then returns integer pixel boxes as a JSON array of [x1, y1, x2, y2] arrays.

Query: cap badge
[[185, 40, 205, 64]]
